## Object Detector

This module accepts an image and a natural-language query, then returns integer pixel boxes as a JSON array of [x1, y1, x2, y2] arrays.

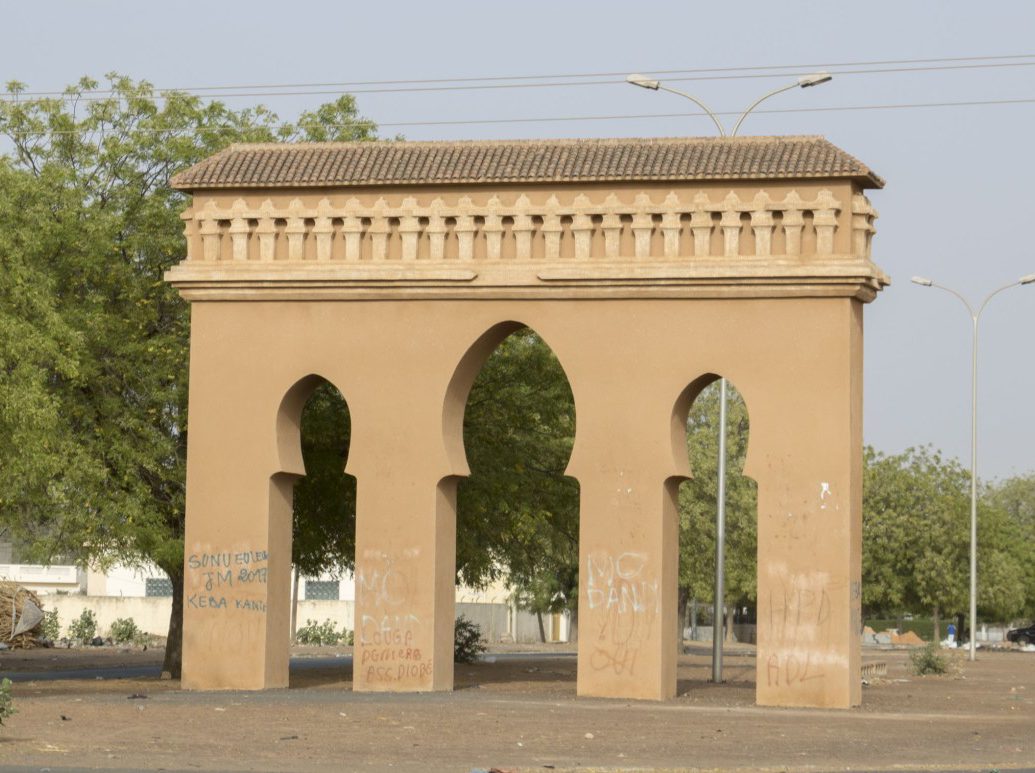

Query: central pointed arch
[[442, 321, 580, 684]]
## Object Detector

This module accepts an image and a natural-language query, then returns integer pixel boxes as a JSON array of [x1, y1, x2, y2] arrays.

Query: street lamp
[[625, 71, 832, 137], [912, 272, 1035, 661], [627, 71, 832, 683]]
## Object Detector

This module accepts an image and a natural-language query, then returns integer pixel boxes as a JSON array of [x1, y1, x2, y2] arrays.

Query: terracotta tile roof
[[170, 136, 883, 190]]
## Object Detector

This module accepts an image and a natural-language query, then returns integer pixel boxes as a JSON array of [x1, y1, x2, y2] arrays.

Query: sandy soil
[[1, 643, 1032, 772]]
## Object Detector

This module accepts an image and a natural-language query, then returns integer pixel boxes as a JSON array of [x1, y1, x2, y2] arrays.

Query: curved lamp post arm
[[730, 72, 833, 136], [626, 74, 727, 136], [976, 280, 1029, 320], [929, 282, 977, 321], [654, 84, 727, 137], [730, 82, 800, 137]]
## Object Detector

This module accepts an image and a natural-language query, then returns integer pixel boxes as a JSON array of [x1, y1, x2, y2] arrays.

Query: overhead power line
[[376, 97, 1035, 128], [3, 96, 1034, 138], [4, 54, 1035, 101], [157, 52, 1035, 91]]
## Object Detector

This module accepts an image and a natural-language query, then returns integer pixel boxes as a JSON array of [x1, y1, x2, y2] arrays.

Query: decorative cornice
[[165, 186, 887, 302]]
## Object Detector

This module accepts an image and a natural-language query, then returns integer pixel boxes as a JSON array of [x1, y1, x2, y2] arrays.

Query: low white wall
[[0, 564, 81, 595], [295, 600, 354, 630], [510, 609, 570, 643], [685, 624, 756, 644], [45, 595, 173, 638], [40, 596, 567, 643], [456, 602, 509, 642]]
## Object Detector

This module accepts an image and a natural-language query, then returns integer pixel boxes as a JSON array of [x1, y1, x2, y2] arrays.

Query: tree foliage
[[985, 473, 1035, 618], [862, 446, 1028, 622], [0, 160, 85, 535], [0, 74, 378, 675]]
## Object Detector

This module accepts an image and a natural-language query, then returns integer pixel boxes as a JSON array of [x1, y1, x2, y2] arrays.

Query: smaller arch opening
[[275, 376, 357, 687], [292, 380, 356, 584], [674, 377, 758, 693]]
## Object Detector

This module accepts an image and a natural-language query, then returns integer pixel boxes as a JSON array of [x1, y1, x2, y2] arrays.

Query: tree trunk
[[568, 606, 578, 643], [162, 565, 184, 678], [677, 586, 690, 652], [290, 566, 300, 644], [725, 605, 736, 643], [536, 611, 546, 643], [932, 604, 940, 642]]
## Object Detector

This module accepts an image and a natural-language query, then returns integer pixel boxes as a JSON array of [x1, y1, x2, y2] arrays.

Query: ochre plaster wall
[[180, 296, 864, 708]]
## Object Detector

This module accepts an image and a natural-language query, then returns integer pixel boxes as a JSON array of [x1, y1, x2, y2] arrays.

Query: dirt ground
[[1, 643, 1033, 772]]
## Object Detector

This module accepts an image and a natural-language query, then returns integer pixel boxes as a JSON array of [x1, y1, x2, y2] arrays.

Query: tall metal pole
[[969, 315, 978, 662], [913, 274, 1034, 661], [712, 378, 728, 682]]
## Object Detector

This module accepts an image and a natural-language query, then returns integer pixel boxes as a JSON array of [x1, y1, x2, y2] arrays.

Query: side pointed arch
[[670, 373, 758, 483], [275, 373, 354, 478], [669, 373, 759, 693]]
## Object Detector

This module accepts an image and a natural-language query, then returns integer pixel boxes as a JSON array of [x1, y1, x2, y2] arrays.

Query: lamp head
[[911, 276, 934, 287], [1020, 273, 1035, 285], [798, 71, 833, 88], [627, 73, 661, 90]]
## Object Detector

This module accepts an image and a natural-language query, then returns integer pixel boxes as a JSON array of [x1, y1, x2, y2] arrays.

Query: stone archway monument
[[166, 136, 886, 709]]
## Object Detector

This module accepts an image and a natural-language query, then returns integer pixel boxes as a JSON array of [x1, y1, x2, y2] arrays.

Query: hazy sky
[[3, 0, 1034, 479]]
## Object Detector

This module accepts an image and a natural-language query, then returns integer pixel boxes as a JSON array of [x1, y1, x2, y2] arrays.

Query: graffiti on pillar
[[761, 565, 839, 688], [356, 547, 430, 683], [817, 481, 843, 514], [774, 481, 844, 550], [185, 546, 270, 614], [585, 550, 659, 676], [184, 545, 270, 653]]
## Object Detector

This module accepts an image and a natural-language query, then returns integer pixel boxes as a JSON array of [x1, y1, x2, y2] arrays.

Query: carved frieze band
[[181, 190, 879, 266]]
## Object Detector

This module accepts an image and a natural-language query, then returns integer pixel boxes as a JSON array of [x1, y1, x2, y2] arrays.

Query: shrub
[[68, 609, 97, 643], [342, 628, 354, 646], [109, 617, 143, 645], [0, 678, 15, 727], [454, 615, 487, 663], [41, 609, 60, 641], [295, 618, 342, 646], [909, 642, 953, 676]]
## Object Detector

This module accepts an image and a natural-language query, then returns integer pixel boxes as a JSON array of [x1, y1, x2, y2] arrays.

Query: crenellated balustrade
[[181, 188, 879, 265]]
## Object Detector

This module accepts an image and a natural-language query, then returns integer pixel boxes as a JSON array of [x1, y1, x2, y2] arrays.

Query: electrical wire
[[5, 55, 1035, 101], [3, 96, 1034, 138], [376, 97, 1035, 128]]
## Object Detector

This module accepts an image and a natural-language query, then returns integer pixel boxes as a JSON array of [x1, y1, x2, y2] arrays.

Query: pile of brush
[[0, 580, 45, 648]]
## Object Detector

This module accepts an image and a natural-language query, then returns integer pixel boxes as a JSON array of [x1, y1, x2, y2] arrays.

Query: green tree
[[862, 446, 1026, 634], [0, 161, 86, 540], [0, 74, 378, 676], [678, 381, 757, 635], [985, 473, 1035, 618]]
